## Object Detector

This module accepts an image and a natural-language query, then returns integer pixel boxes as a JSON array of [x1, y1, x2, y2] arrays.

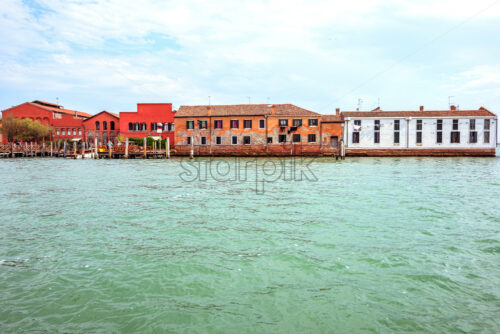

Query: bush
[[0, 115, 51, 142]]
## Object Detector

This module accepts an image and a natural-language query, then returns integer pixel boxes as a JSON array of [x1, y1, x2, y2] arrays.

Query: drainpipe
[[265, 115, 268, 153]]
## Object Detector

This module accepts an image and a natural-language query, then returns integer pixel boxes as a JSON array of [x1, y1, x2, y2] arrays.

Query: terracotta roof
[[83, 110, 120, 121], [321, 114, 343, 122], [30, 101, 92, 118], [176, 104, 320, 117], [342, 107, 496, 118]]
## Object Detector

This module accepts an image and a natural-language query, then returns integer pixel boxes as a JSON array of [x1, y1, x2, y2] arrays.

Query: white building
[[342, 106, 497, 156]]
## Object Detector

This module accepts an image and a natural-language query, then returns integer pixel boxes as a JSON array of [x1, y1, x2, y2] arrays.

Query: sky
[[0, 0, 499, 119]]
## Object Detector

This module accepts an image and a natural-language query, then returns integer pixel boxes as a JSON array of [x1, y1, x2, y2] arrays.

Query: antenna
[[448, 96, 454, 107], [377, 97, 380, 108], [247, 96, 251, 104], [56, 97, 59, 105], [357, 98, 363, 111]]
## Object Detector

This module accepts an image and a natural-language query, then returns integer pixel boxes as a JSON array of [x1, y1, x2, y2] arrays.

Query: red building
[[1, 100, 91, 143], [82, 111, 120, 145], [119, 103, 175, 144]]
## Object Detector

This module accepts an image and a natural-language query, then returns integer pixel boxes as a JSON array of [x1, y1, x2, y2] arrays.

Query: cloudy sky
[[1, 0, 499, 117]]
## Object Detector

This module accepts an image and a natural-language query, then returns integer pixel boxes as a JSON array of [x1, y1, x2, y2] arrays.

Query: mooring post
[[63, 141, 67, 157], [340, 140, 345, 160], [108, 141, 112, 159], [73, 142, 77, 159], [42, 142, 45, 156], [94, 137, 98, 159], [81, 141, 85, 159], [190, 138, 194, 159], [143, 137, 147, 159], [24, 142, 27, 157], [11, 143, 15, 158], [50, 142, 53, 157], [30, 142, 33, 157], [124, 137, 129, 159], [166, 137, 170, 159]]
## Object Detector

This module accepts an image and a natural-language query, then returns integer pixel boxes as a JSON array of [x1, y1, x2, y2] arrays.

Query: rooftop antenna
[[377, 97, 380, 108], [448, 96, 454, 107], [266, 97, 270, 104], [56, 97, 59, 105], [357, 98, 363, 111], [247, 96, 251, 104]]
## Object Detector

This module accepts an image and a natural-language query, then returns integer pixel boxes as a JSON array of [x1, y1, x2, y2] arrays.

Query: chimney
[[74, 111, 77, 117], [450, 105, 456, 111], [419, 106, 424, 111], [270, 105, 275, 115], [335, 108, 340, 115]]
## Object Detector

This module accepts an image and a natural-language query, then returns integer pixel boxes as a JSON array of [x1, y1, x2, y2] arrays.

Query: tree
[[0, 114, 51, 142]]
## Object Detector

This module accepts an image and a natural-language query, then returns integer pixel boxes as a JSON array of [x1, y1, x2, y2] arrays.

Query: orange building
[[174, 104, 343, 156]]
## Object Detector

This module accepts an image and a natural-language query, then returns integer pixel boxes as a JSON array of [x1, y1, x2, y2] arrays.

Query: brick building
[[174, 104, 343, 156], [119, 103, 175, 144], [1, 100, 91, 143], [82, 111, 120, 145]]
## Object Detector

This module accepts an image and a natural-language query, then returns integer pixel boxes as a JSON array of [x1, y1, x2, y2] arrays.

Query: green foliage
[[128, 136, 165, 148], [0, 115, 51, 142]]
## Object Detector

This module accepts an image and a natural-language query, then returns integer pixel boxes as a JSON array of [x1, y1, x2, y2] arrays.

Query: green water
[[1, 156, 499, 333]]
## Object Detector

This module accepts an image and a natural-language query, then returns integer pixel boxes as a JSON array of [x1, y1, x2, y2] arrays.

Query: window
[[469, 119, 476, 143], [129, 122, 133, 131], [293, 119, 302, 127], [484, 119, 490, 143], [353, 132, 360, 144], [151, 122, 157, 131], [142, 123, 147, 131], [308, 119, 318, 126], [469, 131, 477, 143], [214, 120, 223, 129], [259, 119, 265, 129], [110, 121, 115, 130], [67, 129, 71, 136], [171, 123, 175, 131], [103, 121, 107, 130], [374, 120, 380, 144], [96, 121, 100, 130], [186, 120, 194, 129], [232, 136, 238, 145], [187, 136, 192, 145], [243, 120, 252, 129], [394, 132, 400, 144], [416, 120, 422, 144], [292, 134, 301, 143], [279, 134, 287, 143], [216, 136, 222, 145], [308, 134, 316, 142], [199, 120, 207, 129], [135, 122, 139, 131], [56, 129, 60, 136], [230, 120, 239, 129], [73, 129, 77, 136], [267, 137, 273, 144], [78, 129, 82, 136], [353, 120, 361, 144], [394, 120, 400, 144], [450, 131, 460, 143], [243, 136, 251, 145], [437, 119, 443, 143], [279, 119, 288, 127], [201, 136, 207, 145], [453, 119, 459, 130], [62, 129, 66, 136]]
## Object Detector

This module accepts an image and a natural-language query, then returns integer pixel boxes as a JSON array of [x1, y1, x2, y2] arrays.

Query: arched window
[[103, 121, 107, 130], [102, 132, 108, 144], [129, 122, 133, 131], [142, 123, 147, 131], [96, 121, 100, 130], [135, 122, 139, 131], [110, 121, 115, 130], [151, 122, 156, 131]]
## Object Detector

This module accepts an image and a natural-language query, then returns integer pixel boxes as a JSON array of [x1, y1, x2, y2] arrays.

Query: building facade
[[119, 103, 175, 144], [174, 104, 344, 156], [342, 106, 497, 156], [82, 111, 120, 145], [1, 100, 91, 143]]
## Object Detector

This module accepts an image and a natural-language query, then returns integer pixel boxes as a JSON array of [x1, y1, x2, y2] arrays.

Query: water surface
[[1, 156, 499, 333]]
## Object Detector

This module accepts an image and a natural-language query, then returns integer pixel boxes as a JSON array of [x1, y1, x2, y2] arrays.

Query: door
[[330, 136, 338, 149]]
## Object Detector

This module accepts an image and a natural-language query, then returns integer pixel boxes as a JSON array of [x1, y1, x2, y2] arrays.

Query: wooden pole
[[94, 137, 98, 159], [50, 142, 53, 157], [11, 143, 15, 158], [143, 137, 147, 159], [81, 141, 85, 159], [190, 137, 194, 159], [108, 141, 112, 159], [166, 137, 170, 159], [125, 137, 129, 159], [42, 142, 45, 156], [25, 142, 28, 157], [63, 141, 67, 157], [30, 142, 33, 157], [73, 142, 77, 159]]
